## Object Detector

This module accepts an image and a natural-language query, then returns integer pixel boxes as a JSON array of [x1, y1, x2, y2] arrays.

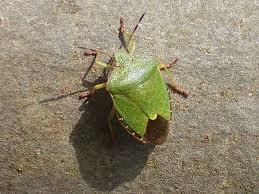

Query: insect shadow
[[70, 91, 154, 191], [69, 63, 154, 192], [39, 68, 154, 191]]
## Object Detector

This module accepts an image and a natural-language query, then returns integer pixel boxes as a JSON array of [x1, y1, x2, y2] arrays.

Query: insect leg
[[83, 48, 113, 68], [80, 47, 114, 81], [79, 47, 113, 58], [162, 65, 189, 98], [159, 58, 179, 70], [108, 106, 116, 142], [167, 82, 189, 98], [78, 83, 106, 100], [95, 60, 110, 68]]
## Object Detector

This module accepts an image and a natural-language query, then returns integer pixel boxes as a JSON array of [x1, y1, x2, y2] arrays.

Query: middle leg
[[160, 62, 189, 98]]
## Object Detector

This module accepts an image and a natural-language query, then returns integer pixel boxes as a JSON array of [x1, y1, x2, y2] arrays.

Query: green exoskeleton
[[80, 13, 188, 145]]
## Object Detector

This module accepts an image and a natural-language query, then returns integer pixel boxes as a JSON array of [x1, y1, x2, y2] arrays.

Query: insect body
[[80, 14, 188, 145]]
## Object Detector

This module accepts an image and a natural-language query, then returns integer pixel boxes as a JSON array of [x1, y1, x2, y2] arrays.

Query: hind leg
[[108, 106, 116, 142], [78, 83, 106, 100]]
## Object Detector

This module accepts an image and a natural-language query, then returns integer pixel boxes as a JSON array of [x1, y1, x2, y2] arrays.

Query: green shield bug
[[79, 13, 188, 145]]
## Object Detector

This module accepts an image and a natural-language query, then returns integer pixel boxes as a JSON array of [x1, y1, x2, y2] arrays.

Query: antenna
[[126, 13, 146, 49]]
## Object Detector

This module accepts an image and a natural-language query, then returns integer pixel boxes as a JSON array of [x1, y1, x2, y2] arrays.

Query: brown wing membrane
[[116, 112, 170, 145], [144, 115, 170, 145]]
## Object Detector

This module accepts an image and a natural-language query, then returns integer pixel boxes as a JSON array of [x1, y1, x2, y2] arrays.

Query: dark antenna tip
[[126, 13, 146, 50], [140, 13, 146, 21]]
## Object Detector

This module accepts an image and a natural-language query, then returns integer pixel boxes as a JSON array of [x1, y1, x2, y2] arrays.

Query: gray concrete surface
[[1, 0, 258, 193]]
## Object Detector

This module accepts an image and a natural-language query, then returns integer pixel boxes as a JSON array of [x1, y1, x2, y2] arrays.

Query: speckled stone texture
[[0, 0, 258, 193]]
